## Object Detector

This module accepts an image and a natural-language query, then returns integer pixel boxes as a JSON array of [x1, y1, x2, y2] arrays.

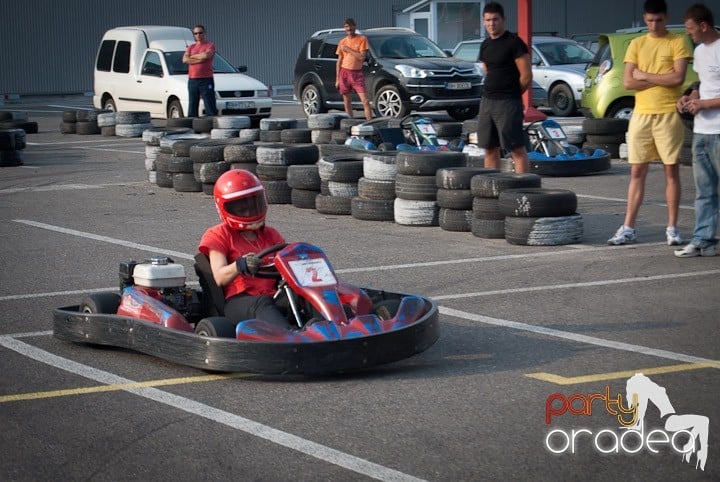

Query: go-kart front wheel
[[195, 317, 237, 338], [79, 293, 121, 315]]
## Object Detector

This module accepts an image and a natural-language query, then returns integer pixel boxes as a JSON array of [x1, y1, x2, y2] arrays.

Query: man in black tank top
[[477, 2, 532, 173]]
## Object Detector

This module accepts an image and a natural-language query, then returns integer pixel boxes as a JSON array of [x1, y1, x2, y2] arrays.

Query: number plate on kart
[[445, 82, 471, 90], [288, 258, 337, 287], [417, 123, 436, 135], [226, 101, 255, 109], [545, 127, 566, 139]]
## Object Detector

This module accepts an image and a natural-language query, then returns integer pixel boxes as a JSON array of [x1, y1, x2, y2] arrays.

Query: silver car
[[452, 36, 593, 116]]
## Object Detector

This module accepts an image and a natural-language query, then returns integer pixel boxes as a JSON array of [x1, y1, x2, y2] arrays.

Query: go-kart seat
[[194, 253, 226, 316]]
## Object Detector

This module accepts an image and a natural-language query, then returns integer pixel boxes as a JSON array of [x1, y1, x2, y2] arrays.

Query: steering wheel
[[399, 114, 429, 130], [253, 243, 288, 279]]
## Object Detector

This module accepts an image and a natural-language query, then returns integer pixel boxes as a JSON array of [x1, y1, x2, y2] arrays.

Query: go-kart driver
[[199, 169, 289, 328]]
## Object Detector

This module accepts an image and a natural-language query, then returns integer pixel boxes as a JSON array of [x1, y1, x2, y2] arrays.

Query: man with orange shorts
[[608, 0, 692, 246], [335, 18, 372, 120]]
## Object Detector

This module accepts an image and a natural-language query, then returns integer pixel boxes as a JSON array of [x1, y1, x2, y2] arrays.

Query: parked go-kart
[[523, 112, 611, 176], [53, 242, 439, 374], [345, 115, 464, 152]]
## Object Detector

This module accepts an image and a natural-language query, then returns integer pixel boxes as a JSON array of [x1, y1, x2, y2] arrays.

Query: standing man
[[675, 3, 720, 257], [607, 0, 692, 246], [335, 18, 373, 120], [477, 1, 532, 173], [183, 24, 218, 117]]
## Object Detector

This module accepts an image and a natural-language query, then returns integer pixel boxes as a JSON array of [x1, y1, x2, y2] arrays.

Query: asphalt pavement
[[0, 96, 718, 481]]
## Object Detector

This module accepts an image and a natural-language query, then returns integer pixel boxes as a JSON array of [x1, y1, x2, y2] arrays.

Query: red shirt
[[198, 224, 285, 299], [185, 41, 215, 79]]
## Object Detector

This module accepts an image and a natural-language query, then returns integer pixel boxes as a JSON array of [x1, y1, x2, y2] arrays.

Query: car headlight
[[256, 90, 270, 98], [394, 64, 431, 79], [473, 63, 484, 77]]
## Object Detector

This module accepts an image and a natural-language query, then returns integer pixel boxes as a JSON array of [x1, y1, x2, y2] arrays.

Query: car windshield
[[535, 41, 594, 65], [371, 35, 447, 59], [164, 51, 239, 75]]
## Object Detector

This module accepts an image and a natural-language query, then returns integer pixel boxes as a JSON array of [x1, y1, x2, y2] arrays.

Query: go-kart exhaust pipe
[[410, 95, 424, 104]]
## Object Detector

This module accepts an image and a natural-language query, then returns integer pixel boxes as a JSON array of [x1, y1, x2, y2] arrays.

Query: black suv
[[293, 27, 484, 121]]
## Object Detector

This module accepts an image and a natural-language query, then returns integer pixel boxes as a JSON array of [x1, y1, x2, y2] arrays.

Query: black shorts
[[477, 97, 525, 151]]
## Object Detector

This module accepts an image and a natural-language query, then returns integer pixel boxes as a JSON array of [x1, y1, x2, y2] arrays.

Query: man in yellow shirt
[[608, 0, 693, 246], [335, 18, 373, 120]]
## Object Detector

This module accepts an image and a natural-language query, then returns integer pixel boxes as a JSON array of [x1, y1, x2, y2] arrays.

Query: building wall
[[0, 0, 704, 96]]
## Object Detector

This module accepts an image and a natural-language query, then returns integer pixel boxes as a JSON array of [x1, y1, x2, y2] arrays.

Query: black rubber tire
[[256, 164, 289, 181], [195, 317, 237, 338], [438, 208, 472, 232], [471, 218, 505, 239], [394, 173, 438, 201], [287, 165, 321, 190], [193, 161, 230, 183], [190, 140, 227, 163], [396, 150, 466, 176], [79, 293, 121, 315], [315, 194, 352, 215], [100, 126, 116, 136], [256, 144, 319, 166], [504, 214, 584, 246], [582, 118, 629, 135], [0, 121, 38, 134], [115, 111, 151, 125], [155, 170, 174, 188], [192, 117, 214, 133], [263, 180, 292, 204], [62, 110, 77, 123], [224, 143, 257, 162], [166, 155, 194, 173], [59, 122, 77, 134], [166, 117, 195, 128], [436, 167, 500, 189], [351, 197, 395, 221], [498, 188, 577, 217], [357, 177, 396, 200], [318, 155, 365, 182], [472, 197, 504, 220], [549, 83, 576, 117], [0, 128, 26, 149], [173, 173, 203, 192], [230, 162, 258, 173], [311, 129, 334, 144], [290, 188, 319, 209], [280, 128, 312, 144], [470, 172, 542, 198], [259, 130, 282, 142], [436, 188, 473, 210], [260, 118, 298, 131]]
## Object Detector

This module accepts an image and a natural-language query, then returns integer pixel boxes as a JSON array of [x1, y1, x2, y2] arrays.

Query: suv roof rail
[[310, 28, 355, 37], [363, 27, 415, 32]]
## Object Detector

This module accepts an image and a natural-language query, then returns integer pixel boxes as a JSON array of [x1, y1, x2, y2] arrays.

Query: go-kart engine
[[120, 257, 193, 312]]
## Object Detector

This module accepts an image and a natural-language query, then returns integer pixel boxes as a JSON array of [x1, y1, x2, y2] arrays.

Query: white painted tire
[[393, 198, 439, 226]]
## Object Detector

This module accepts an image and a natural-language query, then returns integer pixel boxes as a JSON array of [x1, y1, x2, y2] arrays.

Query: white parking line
[[0, 335, 425, 482], [0, 183, 144, 195], [70, 146, 145, 154]]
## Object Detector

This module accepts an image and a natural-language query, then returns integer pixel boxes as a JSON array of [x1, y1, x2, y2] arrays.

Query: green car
[[580, 28, 699, 119]]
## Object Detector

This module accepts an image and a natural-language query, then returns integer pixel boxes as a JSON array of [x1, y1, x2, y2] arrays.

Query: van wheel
[[301, 84, 326, 116], [103, 97, 116, 112], [374, 86, 409, 118], [168, 100, 184, 118]]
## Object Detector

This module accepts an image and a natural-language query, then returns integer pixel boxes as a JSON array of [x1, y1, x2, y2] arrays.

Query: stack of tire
[[224, 142, 259, 173], [259, 118, 297, 143], [192, 117, 214, 135], [582, 118, 628, 160], [470, 172, 538, 239], [433, 121, 464, 150], [0, 128, 25, 167], [59, 110, 78, 134], [211, 115, 250, 139], [97, 112, 116, 136], [436, 167, 499, 232], [499, 188, 583, 246], [308, 113, 344, 144], [142, 128, 193, 184], [0, 111, 37, 134], [191, 139, 250, 194], [154, 133, 209, 188], [287, 164, 321, 210], [351, 152, 397, 222], [115, 111, 153, 138], [316, 151, 365, 215], [255, 143, 319, 204], [394, 150, 465, 227]]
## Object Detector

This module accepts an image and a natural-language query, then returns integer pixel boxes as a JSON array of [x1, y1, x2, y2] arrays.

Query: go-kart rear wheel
[[372, 299, 401, 320], [195, 317, 237, 338], [79, 293, 120, 315]]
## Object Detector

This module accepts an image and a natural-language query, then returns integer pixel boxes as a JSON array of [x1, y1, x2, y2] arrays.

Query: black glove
[[236, 253, 261, 275]]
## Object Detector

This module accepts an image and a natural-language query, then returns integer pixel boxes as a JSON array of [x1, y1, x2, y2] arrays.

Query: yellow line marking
[[0, 373, 255, 403], [526, 361, 720, 385]]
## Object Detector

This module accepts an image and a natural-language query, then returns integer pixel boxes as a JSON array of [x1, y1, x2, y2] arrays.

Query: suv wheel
[[374, 85, 409, 118], [447, 105, 479, 121], [301, 84, 326, 116]]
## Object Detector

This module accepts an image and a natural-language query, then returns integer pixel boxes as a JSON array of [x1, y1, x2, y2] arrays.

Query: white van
[[93, 26, 272, 121]]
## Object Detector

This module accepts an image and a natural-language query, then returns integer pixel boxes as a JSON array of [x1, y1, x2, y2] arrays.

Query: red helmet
[[213, 169, 267, 230]]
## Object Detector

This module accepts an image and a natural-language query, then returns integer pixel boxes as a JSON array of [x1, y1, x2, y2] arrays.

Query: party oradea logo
[[544, 373, 708, 471]]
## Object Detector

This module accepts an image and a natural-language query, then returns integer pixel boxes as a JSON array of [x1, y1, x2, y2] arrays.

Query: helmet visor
[[224, 191, 267, 218]]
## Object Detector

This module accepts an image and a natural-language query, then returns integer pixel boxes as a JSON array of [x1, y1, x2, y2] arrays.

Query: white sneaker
[[666, 226, 682, 246], [608, 226, 636, 245], [674, 244, 716, 258]]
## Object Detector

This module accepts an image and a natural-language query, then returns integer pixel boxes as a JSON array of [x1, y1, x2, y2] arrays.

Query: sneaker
[[608, 226, 636, 245], [666, 226, 683, 246], [674, 244, 716, 258]]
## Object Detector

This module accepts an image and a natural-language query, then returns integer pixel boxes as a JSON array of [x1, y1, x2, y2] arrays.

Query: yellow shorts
[[627, 112, 683, 165]]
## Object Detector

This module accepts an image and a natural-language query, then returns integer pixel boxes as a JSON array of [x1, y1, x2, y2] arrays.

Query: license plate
[[226, 101, 255, 109], [445, 82, 471, 90]]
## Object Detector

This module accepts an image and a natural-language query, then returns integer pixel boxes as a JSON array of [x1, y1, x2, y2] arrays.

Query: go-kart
[[344, 115, 463, 152], [53, 242, 439, 374], [524, 116, 611, 176]]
